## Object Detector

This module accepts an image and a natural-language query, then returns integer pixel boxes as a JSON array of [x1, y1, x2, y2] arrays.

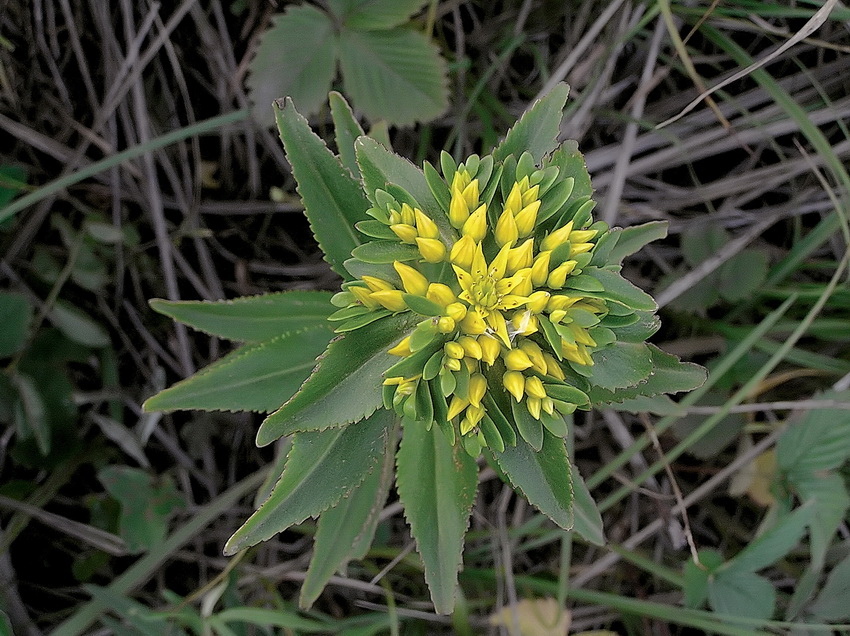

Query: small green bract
[[146, 86, 705, 614]]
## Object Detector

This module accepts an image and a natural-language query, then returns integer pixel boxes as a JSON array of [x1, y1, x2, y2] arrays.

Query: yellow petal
[[526, 290, 550, 314], [362, 275, 394, 292], [437, 316, 456, 333], [446, 302, 468, 322], [544, 353, 566, 380], [460, 309, 487, 335], [350, 285, 380, 308], [486, 311, 511, 347], [387, 336, 412, 357], [488, 243, 512, 280], [462, 179, 480, 208], [399, 203, 416, 226], [547, 260, 577, 289]]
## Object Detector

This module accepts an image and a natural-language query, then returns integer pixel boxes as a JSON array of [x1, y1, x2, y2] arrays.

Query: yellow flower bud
[[445, 357, 462, 372], [393, 261, 429, 296], [521, 184, 540, 207], [414, 208, 440, 239], [520, 340, 547, 373], [349, 285, 380, 308], [447, 395, 469, 420], [446, 302, 467, 322], [452, 169, 471, 192], [437, 316, 456, 333], [387, 336, 412, 357], [504, 348, 533, 371], [561, 340, 584, 365], [468, 373, 487, 407], [503, 370, 525, 402], [511, 310, 538, 336], [525, 376, 547, 399], [569, 228, 597, 243], [426, 283, 456, 307], [543, 353, 566, 380], [461, 309, 487, 334], [462, 179, 479, 209], [399, 203, 416, 226], [569, 323, 597, 347], [547, 295, 579, 312], [547, 260, 577, 289], [542, 397, 555, 415], [504, 181, 523, 216], [449, 234, 477, 271], [494, 208, 518, 247], [445, 341, 465, 359], [370, 290, 407, 312], [362, 275, 394, 292], [570, 242, 594, 256], [526, 290, 550, 313], [416, 237, 446, 263], [449, 188, 470, 228], [514, 200, 541, 237], [461, 204, 487, 242], [526, 396, 542, 419], [458, 335, 483, 359], [479, 335, 501, 365], [531, 250, 552, 286], [390, 223, 418, 244], [506, 238, 534, 274], [549, 309, 567, 323], [541, 221, 574, 251]]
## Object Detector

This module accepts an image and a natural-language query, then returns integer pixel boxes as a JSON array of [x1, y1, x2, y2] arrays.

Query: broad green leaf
[[724, 504, 812, 575], [149, 291, 334, 342], [588, 342, 653, 391], [329, 0, 429, 30], [589, 345, 705, 404], [493, 83, 569, 163], [396, 422, 478, 614], [351, 240, 420, 263], [275, 98, 371, 280], [708, 570, 775, 621], [607, 221, 669, 264], [809, 552, 850, 621], [257, 313, 416, 444], [0, 291, 32, 357], [570, 461, 604, 545], [794, 472, 849, 568], [330, 91, 365, 178], [143, 326, 333, 414], [718, 250, 769, 302], [338, 29, 448, 126], [49, 301, 110, 348], [584, 267, 657, 311], [683, 549, 725, 608], [492, 429, 574, 530], [225, 410, 393, 555], [247, 6, 338, 124], [776, 392, 850, 475], [98, 466, 184, 553], [355, 136, 442, 216], [300, 422, 397, 609]]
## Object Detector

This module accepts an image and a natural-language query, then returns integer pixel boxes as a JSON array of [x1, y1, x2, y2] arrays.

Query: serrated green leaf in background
[[808, 552, 850, 621], [492, 429, 574, 530], [776, 392, 850, 476], [329, 0, 429, 30], [795, 471, 849, 572], [275, 98, 371, 280], [257, 313, 415, 445], [724, 504, 812, 575], [396, 422, 478, 614], [300, 421, 397, 609], [330, 91, 366, 178], [225, 410, 394, 555], [708, 570, 776, 621], [493, 83, 569, 163], [717, 249, 769, 303], [149, 291, 334, 343], [588, 342, 653, 391], [98, 466, 184, 554], [339, 28, 448, 127], [143, 326, 333, 414], [683, 549, 725, 609], [0, 291, 32, 357], [247, 5, 338, 124]]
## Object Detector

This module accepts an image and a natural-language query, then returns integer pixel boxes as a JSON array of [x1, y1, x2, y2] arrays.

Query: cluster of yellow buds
[[332, 151, 610, 454]]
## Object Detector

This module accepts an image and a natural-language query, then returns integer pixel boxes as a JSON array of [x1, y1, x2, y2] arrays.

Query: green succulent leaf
[[257, 313, 416, 444], [588, 342, 653, 391], [339, 29, 448, 126], [583, 267, 657, 311], [606, 221, 669, 264], [396, 422, 478, 614], [149, 291, 335, 342], [300, 420, 398, 609], [143, 326, 333, 414], [247, 6, 338, 124], [570, 460, 604, 545], [588, 345, 706, 405], [328, 0, 430, 30], [275, 98, 371, 280], [225, 410, 394, 555], [494, 83, 570, 163], [491, 429, 574, 530], [329, 91, 366, 178]]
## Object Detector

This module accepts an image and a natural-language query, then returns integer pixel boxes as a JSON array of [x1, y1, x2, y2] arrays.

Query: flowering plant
[[145, 85, 705, 613]]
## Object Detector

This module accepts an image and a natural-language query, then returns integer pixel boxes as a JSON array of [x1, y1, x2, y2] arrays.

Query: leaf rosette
[[145, 85, 705, 614]]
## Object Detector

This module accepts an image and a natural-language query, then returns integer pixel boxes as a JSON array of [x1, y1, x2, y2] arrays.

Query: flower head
[[330, 151, 610, 455]]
